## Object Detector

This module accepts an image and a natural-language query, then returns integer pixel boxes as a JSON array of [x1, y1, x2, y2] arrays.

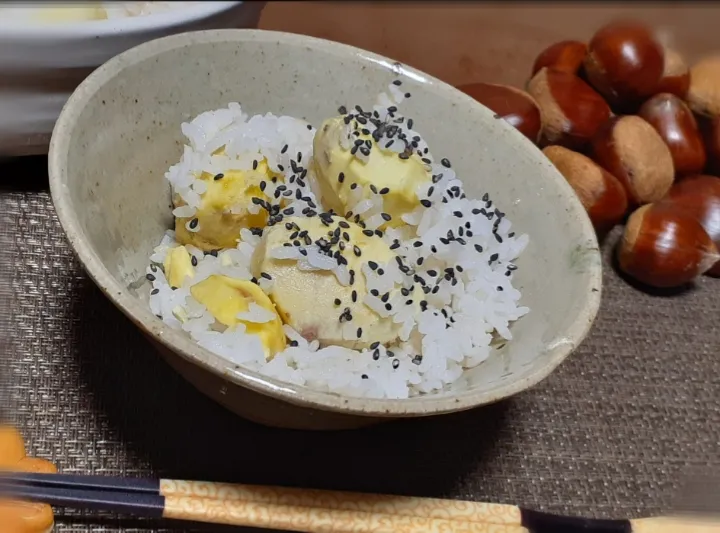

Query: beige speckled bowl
[[48, 30, 601, 430]]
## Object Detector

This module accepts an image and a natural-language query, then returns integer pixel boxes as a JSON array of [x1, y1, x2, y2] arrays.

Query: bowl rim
[[0, 2, 243, 38], [49, 28, 602, 418]]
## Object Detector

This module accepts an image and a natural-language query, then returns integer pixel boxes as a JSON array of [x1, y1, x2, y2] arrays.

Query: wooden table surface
[[260, 2, 720, 88]]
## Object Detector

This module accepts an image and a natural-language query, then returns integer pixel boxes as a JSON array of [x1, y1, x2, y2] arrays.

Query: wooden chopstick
[[1, 472, 719, 532]]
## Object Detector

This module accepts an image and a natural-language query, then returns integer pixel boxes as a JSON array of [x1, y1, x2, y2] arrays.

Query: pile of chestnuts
[[459, 20, 720, 290]]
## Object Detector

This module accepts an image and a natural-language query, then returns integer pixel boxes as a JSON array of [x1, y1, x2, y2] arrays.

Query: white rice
[[145, 83, 530, 400]]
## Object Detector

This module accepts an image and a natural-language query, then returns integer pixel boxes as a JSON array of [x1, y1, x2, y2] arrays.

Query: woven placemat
[[1, 156, 719, 532]]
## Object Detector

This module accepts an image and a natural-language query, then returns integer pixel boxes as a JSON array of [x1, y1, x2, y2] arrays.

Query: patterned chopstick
[[1, 472, 718, 532]]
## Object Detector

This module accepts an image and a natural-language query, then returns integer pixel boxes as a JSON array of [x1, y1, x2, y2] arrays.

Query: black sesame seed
[[427, 270, 437, 277], [353, 245, 362, 257], [392, 80, 402, 86], [150, 288, 159, 296], [368, 261, 378, 270], [420, 301, 428, 311], [404, 92, 411, 98], [361, 374, 368, 380], [482, 193, 489, 202], [146, 273, 156, 282], [259, 181, 267, 192], [490, 253, 499, 262], [398, 153, 410, 160], [307, 124, 313, 130], [381, 213, 392, 222], [189, 218, 199, 229], [392, 359, 400, 369], [370, 341, 380, 350], [441, 158, 451, 168], [334, 298, 341, 305], [385, 303, 393, 311], [497, 286, 504, 292], [290, 340, 299, 347], [379, 187, 390, 195], [420, 199, 432, 208], [373, 350, 380, 360], [494, 234, 503, 243], [453, 211, 463, 218], [363, 229, 374, 237], [508, 232, 515, 238], [381, 292, 389, 303], [370, 184, 378, 194], [261, 272, 272, 280], [252, 159, 259, 171], [213, 173, 224, 181]]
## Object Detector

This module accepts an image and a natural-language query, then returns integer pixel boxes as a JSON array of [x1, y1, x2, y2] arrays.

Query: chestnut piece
[[657, 47, 690, 99], [531, 40, 587, 76], [698, 116, 720, 174], [543, 146, 628, 233], [687, 56, 720, 117], [638, 93, 706, 177], [618, 203, 719, 288], [458, 83, 542, 143], [591, 115, 674, 205], [543, 146, 628, 235], [584, 20, 664, 110], [664, 174, 720, 275], [527, 67, 611, 149]]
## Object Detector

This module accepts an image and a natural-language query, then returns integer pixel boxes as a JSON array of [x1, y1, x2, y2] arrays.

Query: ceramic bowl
[[0, 2, 264, 157], [49, 30, 602, 430]]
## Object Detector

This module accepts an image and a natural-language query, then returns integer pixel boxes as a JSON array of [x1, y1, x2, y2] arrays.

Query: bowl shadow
[[62, 280, 512, 528]]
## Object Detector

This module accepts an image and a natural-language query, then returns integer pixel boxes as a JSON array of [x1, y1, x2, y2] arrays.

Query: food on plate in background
[[0, 2, 198, 23], [542, 146, 628, 234], [457, 83, 542, 143], [527, 68, 611, 149], [0, 426, 56, 533], [145, 84, 529, 399]]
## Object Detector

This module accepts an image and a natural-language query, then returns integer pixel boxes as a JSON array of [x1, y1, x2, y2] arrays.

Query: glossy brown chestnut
[[543, 146, 628, 233], [458, 83, 542, 143], [656, 47, 690, 99], [527, 67, 611, 149], [618, 203, 719, 287], [687, 56, 720, 117], [531, 40, 587, 76], [591, 115, 674, 205], [584, 20, 664, 109], [699, 116, 720, 174], [664, 174, 720, 275], [638, 93, 706, 177]]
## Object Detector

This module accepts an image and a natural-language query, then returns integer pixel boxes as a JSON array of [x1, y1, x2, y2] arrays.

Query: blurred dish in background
[[0, 1, 264, 157]]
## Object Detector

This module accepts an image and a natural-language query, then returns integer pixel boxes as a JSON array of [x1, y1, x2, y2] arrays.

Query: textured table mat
[[1, 156, 719, 532]]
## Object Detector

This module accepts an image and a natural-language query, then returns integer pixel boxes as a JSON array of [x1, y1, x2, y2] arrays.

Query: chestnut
[[543, 145, 628, 233], [531, 40, 587, 76], [699, 116, 720, 175], [591, 115, 674, 205], [618, 203, 719, 288], [664, 174, 720, 276], [657, 47, 690, 99], [584, 20, 664, 110], [527, 67, 611, 149], [458, 83, 542, 143], [687, 56, 720, 117], [638, 93, 706, 177]]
